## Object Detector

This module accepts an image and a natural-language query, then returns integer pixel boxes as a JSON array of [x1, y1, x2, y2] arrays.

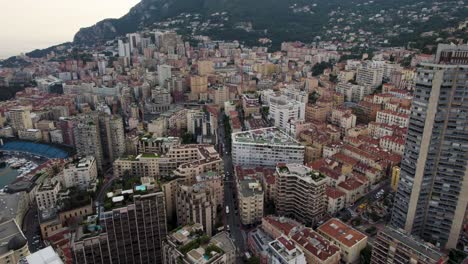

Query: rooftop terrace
[[232, 127, 302, 146]]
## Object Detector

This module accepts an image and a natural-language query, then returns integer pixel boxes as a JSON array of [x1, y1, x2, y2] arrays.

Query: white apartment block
[[268, 236, 307, 264], [61, 156, 98, 190], [335, 82, 372, 102], [232, 127, 305, 167], [376, 109, 409, 127], [269, 95, 305, 130], [356, 61, 384, 88], [35, 178, 61, 210], [379, 135, 405, 155]]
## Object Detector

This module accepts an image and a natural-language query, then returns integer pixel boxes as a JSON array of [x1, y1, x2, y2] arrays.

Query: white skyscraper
[[157, 65, 172, 87]]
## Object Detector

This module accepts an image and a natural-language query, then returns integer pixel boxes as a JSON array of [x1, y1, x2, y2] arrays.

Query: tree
[[182, 132, 195, 144], [247, 256, 260, 264], [360, 245, 372, 264], [312, 61, 332, 76]]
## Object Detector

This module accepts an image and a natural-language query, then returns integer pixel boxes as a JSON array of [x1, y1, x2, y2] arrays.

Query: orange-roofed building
[[317, 218, 368, 264], [291, 228, 341, 264]]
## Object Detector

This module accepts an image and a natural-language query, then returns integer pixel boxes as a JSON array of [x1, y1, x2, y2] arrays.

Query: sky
[[0, 0, 140, 59]]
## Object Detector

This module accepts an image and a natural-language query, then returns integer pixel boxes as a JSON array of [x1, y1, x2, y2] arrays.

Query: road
[[95, 167, 118, 215], [218, 113, 247, 263], [22, 206, 43, 253]]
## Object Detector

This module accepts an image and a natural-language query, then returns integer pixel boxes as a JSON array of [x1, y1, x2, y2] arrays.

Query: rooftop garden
[[179, 235, 210, 254], [308, 171, 326, 181]]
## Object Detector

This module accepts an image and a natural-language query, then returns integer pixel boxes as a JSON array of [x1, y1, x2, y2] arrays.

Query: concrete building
[[317, 218, 368, 264], [267, 236, 307, 264], [35, 178, 61, 210], [268, 95, 305, 130], [335, 82, 372, 103], [232, 127, 305, 167], [375, 110, 409, 127], [275, 164, 328, 226], [18, 129, 42, 141], [61, 156, 98, 190], [24, 246, 63, 264], [356, 61, 384, 88], [290, 228, 341, 264], [158, 64, 172, 87], [0, 219, 30, 264], [73, 192, 167, 264], [190, 75, 208, 99], [390, 47, 468, 248], [73, 114, 104, 170], [371, 227, 448, 264], [162, 224, 234, 264], [99, 114, 126, 163], [238, 179, 264, 225], [198, 60, 214, 76], [9, 107, 33, 133], [176, 184, 217, 237], [330, 108, 356, 137]]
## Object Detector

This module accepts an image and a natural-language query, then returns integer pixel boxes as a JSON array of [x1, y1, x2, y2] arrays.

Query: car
[[226, 225, 230, 231]]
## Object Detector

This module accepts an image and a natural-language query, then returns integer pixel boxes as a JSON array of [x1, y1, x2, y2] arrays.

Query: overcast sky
[[0, 0, 140, 59]]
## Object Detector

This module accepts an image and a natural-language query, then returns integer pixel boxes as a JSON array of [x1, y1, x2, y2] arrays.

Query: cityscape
[[0, 1, 467, 264]]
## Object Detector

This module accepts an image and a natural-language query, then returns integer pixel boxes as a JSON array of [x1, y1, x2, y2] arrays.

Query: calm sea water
[[0, 167, 19, 189]]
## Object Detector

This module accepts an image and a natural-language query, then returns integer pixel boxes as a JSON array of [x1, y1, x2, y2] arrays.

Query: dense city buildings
[[1, 4, 468, 262]]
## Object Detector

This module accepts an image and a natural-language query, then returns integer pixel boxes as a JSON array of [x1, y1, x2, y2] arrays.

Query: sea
[[0, 166, 19, 189]]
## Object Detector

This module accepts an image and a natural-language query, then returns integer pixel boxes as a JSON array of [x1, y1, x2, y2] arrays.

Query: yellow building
[[391, 166, 400, 191], [190, 75, 208, 96], [0, 219, 30, 264], [198, 60, 214, 76]]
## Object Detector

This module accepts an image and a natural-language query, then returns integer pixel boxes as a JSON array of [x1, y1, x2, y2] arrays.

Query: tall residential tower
[[390, 44, 468, 248]]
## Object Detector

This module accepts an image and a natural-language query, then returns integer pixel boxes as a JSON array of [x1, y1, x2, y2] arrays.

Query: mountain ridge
[[69, 0, 467, 49]]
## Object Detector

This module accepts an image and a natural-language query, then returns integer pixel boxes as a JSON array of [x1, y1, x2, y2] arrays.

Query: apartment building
[[291, 228, 341, 264], [335, 82, 372, 103], [60, 156, 97, 190], [268, 95, 305, 130], [232, 127, 305, 167], [317, 218, 368, 264], [371, 227, 447, 264], [356, 61, 384, 88], [35, 178, 61, 210], [375, 109, 409, 127], [9, 107, 33, 133], [275, 164, 328, 226], [162, 224, 235, 264], [73, 192, 167, 264], [0, 219, 30, 264], [114, 144, 222, 183], [330, 108, 356, 137], [238, 179, 264, 225], [176, 184, 217, 237], [267, 236, 307, 264], [391, 45, 468, 248]]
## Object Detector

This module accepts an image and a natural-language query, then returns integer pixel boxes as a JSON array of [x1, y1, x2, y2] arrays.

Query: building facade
[[390, 46, 468, 248]]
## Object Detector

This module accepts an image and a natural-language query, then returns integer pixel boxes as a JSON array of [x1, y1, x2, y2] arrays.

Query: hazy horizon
[[0, 0, 140, 59]]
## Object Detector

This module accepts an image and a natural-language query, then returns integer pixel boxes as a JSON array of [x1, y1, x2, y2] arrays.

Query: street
[[22, 206, 42, 253], [218, 113, 247, 263]]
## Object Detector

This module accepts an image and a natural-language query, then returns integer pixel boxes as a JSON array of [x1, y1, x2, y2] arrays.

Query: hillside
[[73, 0, 467, 48]]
